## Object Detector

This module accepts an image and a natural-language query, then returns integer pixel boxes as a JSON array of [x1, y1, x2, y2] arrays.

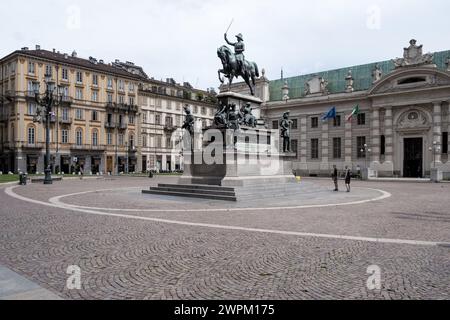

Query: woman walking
[[345, 166, 352, 192]]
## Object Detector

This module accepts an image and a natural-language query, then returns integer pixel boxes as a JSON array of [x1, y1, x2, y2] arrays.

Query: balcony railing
[[164, 125, 177, 132], [71, 144, 106, 151], [105, 102, 138, 113], [60, 96, 73, 105], [59, 117, 73, 125], [118, 122, 128, 130], [104, 122, 116, 129], [21, 142, 45, 149]]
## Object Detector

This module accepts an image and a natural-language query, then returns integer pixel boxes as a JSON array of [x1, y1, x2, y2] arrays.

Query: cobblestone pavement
[[0, 177, 449, 300]]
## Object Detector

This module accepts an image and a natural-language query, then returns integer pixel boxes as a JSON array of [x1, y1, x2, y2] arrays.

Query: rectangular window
[[129, 83, 135, 92], [92, 74, 98, 86], [62, 108, 69, 121], [311, 117, 319, 128], [291, 119, 298, 130], [129, 115, 135, 124], [76, 71, 83, 84], [45, 65, 52, 77], [118, 134, 124, 146], [118, 95, 125, 104], [75, 108, 83, 120], [91, 110, 98, 121], [333, 115, 341, 127], [311, 139, 319, 159], [291, 139, 298, 157], [156, 136, 162, 148], [165, 116, 173, 127], [107, 113, 113, 125], [357, 136, 366, 158], [107, 93, 113, 103], [142, 113, 147, 123], [129, 97, 135, 106], [92, 91, 98, 102], [155, 114, 161, 125], [28, 127, 35, 144], [333, 137, 342, 159], [166, 137, 172, 149], [92, 131, 98, 146], [62, 68, 68, 80], [118, 80, 124, 91], [380, 135, 386, 155], [107, 133, 112, 145], [107, 77, 113, 89], [357, 113, 366, 126], [76, 88, 83, 100], [442, 132, 448, 154], [76, 130, 83, 145], [28, 62, 35, 74], [62, 129, 68, 144], [143, 134, 148, 147], [272, 120, 279, 130], [27, 103, 36, 115]]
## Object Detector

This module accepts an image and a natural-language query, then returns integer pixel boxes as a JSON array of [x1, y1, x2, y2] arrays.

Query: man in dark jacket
[[332, 165, 339, 191], [345, 166, 352, 192]]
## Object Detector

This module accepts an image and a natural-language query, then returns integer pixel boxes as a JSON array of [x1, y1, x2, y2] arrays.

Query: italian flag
[[346, 105, 360, 122]]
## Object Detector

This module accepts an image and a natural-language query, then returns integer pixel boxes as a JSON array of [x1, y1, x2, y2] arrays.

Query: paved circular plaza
[[0, 176, 449, 300]]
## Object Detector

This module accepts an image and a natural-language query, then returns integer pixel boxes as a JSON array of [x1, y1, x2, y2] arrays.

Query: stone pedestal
[[431, 168, 443, 183], [179, 128, 296, 187], [143, 91, 300, 201]]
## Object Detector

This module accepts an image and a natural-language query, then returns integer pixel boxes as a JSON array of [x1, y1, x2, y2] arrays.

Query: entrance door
[[404, 138, 423, 178], [107, 156, 113, 174]]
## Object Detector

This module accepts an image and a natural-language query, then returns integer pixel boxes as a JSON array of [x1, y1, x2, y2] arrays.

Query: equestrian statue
[[218, 28, 260, 96]]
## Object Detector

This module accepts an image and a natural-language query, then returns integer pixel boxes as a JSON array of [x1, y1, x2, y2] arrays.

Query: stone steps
[[143, 184, 237, 201]]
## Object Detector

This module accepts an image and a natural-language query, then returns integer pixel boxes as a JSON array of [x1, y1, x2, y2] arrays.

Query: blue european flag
[[321, 107, 336, 121]]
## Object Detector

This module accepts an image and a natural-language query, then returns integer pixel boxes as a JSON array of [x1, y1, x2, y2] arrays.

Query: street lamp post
[[34, 74, 62, 185], [429, 141, 441, 169]]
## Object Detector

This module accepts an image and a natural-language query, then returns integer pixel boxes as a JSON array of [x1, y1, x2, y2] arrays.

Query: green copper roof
[[269, 50, 450, 101]]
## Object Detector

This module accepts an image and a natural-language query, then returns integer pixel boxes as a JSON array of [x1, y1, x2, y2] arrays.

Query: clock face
[[408, 112, 419, 120]]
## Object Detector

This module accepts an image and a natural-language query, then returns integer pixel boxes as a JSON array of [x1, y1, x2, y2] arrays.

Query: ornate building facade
[[229, 40, 450, 179], [138, 80, 216, 172], [0, 46, 216, 175]]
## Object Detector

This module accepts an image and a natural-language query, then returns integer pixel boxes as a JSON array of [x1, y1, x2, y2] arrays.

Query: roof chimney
[[35, 45, 41, 50], [72, 50, 77, 58], [64, 53, 68, 59], [115, 59, 120, 64], [99, 59, 104, 64], [21, 47, 29, 51], [53, 48, 56, 53]]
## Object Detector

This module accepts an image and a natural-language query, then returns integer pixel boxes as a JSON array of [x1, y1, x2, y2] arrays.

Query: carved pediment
[[369, 69, 450, 95], [396, 109, 430, 131]]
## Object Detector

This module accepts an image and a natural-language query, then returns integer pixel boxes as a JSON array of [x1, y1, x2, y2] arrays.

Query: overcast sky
[[1, 0, 449, 90]]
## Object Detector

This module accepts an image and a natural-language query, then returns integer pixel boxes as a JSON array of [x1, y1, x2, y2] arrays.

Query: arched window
[[27, 125, 35, 145], [92, 129, 98, 146], [76, 128, 83, 146], [129, 133, 135, 149]]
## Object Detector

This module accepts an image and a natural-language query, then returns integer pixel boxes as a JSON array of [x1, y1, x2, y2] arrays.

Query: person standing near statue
[[344, 165, 352, 192], [224, 32, 246, 75], [332, 165, 339, 192]]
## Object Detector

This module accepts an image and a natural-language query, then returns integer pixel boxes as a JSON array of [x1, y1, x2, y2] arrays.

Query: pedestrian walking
[[332, 165, 339, 191], [345, 166, 352, 192]]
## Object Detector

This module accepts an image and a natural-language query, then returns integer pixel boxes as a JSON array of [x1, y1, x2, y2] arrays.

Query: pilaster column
[[300, 116, 307, 164], [371, 109, 381, 164], [320, 121, 329, 171], [384, 107, 394, 163], [448, 102, 450, 155], [433, 101, 442, 165], [344, 116, 352, 163]]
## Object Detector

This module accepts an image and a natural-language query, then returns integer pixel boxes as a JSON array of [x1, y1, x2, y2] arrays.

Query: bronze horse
[[217, 45, 259, 96]]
